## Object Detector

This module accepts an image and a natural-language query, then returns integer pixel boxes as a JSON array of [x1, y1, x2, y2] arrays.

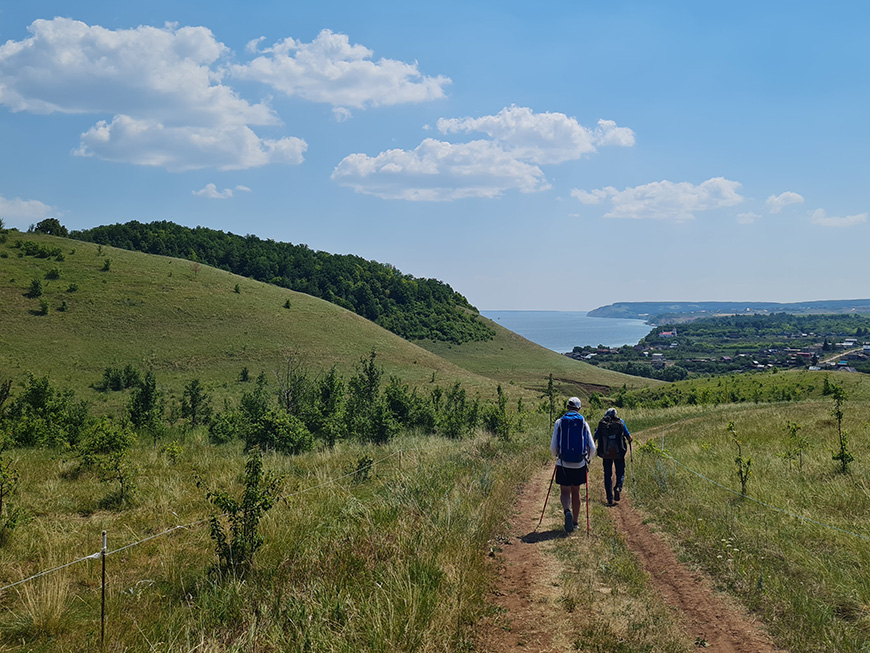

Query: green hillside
[[71, 220, 495, 344], [419, 317, 661, 397], [0, 231, 645, 406]]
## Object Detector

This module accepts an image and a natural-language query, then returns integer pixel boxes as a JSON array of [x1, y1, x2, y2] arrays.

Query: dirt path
[[477, 464, 785, 652]]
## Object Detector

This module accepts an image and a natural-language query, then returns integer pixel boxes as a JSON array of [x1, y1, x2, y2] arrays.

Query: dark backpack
[[558, 412, 588, 463], [596, 417, 626, 460]]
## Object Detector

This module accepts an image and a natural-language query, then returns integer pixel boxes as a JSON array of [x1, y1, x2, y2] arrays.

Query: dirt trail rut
[[477, 464, 784, 652]]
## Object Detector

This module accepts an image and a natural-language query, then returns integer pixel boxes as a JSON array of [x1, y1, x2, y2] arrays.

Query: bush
[[201, 450, 282, 576], [26, 279, 42, 298], [246, 409, 313, 455]]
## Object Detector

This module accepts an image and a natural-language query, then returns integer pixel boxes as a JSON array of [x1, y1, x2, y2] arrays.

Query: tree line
[[70, 220, 495, 345]]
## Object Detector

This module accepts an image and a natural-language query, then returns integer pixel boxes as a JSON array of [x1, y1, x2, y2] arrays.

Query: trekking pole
[[534, 465, 557, 532]]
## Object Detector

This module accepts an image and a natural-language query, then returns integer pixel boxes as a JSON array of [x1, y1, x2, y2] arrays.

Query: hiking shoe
[[614, 487, 621, 501], [564, 510, 574, 533]]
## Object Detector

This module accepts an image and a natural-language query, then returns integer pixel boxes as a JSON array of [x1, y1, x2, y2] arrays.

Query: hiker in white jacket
[[550, 397, 596, 532]]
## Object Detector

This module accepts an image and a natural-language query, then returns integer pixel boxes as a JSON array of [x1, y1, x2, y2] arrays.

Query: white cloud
[[232, 29, 450, 111], [0, 194, 56, 226], [571, 177, 744, 221], [0, 18, 307, 171], [331, 138, 549, 201], [737, 211, 760, 224], [332, 107, 352, 122], [810, 209, 867, 228], [194, 183, 232, 199], [0, 18, 274, 126], [570, 188, 613, 205], [766, 191, 804, 213], [194, 183, 252, 199], [437, 106, 634, 164], [75, 115, 306, 171]]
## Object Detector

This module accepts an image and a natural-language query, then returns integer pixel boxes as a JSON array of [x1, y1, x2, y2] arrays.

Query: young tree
[[128, 372, 163, 442], [201, 449, 282, 577], [181, 378, 212, 427], [728, 421, 751, 496], [829, 383, 854, 473]]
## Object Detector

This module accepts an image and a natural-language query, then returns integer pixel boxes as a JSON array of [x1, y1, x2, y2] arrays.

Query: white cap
[[567, 397, 581, 409], [605, 407, 618, 417]]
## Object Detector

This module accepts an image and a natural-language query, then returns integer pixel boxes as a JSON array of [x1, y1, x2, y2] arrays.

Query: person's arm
[[622, 419, 632, 443], [551, 420, 560, 458], [585, 419, 597, 460]]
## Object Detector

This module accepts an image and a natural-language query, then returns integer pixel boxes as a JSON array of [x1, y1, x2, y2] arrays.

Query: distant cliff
[[588, 300, 870, 323]]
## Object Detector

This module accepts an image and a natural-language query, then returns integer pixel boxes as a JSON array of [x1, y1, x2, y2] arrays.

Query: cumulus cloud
[[809, 209, 867, 228], [0, 18, 310, 171], [193, 183, 251, 199], [75, 115, 306, 171], [232, 29, 450, 114], [331, 138, 549, 201], [766, 191, 804, 213], [0, 18, 274, 126], [571, 177, 744, 221], [737, 211, 760, 224], [0, 194, 56, 225], [335, 107, 633, 201], [437, 106, 634, 164]]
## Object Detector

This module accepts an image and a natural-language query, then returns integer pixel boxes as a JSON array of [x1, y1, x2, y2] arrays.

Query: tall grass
[[627, 396, 870, 652], [0, 422, 541, 651]]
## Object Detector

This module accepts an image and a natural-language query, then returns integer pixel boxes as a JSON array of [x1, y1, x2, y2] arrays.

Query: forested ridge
[[71, 220, 494, 344]]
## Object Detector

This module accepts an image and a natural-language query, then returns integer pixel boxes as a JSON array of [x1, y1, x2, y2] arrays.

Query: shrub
[[77, 417, 137, 507], [201, 450, 282, 576], [26, 279, 43, 298], [45, 268, 60, 280], [245, 409, 313, 455], [0, 456, 27, 544]]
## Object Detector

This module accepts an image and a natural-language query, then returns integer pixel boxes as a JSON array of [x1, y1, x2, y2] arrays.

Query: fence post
[[101, 530, 107, 652]]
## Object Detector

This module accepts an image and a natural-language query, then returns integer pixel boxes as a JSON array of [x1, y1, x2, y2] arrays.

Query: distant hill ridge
[[589, 300, 870, 322], [72, 220, 494, 345]]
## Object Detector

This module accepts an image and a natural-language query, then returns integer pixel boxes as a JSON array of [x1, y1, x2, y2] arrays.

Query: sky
[[1, 1, 868, 311]]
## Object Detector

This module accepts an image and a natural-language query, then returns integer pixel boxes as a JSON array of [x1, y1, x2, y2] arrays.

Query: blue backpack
[[559, 412, 588, 463]]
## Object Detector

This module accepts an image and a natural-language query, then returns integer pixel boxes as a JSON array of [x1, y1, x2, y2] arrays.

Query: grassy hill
[[418, 317, 661, 397], [0, 231, 647, 408]]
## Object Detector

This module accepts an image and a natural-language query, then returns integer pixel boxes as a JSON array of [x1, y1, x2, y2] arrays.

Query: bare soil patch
[[477, 464, 785, 652]]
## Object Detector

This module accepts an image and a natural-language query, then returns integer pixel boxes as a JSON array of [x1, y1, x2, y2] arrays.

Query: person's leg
[[571, 485, 581, 522], [560, 485, 575, 532], [602, 458, 614, 504], [614, 458, 626, 500]]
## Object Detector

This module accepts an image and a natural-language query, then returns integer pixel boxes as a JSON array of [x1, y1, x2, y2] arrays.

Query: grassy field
[[3, 230, 868, 651], [0, 232, 644, 415], [418, 318, 662, 398], [621, 372, 870, 652], [0, 425, 541, 651]]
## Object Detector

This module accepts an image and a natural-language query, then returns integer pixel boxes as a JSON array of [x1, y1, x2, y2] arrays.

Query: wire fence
[[0, 444, 411, 597]]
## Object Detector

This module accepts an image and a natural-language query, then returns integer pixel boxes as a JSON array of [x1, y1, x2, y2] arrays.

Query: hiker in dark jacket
[[594, 407, 632, 506], [550, 397, 596, 532]]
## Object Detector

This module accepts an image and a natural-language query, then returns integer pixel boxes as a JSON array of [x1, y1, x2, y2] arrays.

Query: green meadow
[[0, 230, 867, 651]]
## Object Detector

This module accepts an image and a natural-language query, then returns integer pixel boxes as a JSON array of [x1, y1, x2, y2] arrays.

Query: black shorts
[[555, 465, 587, 487]]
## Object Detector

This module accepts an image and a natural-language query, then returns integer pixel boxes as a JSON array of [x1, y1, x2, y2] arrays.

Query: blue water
[[481, 310, 652, 353]]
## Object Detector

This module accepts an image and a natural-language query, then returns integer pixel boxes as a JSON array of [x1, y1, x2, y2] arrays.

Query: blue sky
[[1, 1, 867, 310]]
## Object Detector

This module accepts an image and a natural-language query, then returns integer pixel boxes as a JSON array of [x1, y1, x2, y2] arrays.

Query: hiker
[[551, 397, 596, 533], [594, 407, 632, 506]]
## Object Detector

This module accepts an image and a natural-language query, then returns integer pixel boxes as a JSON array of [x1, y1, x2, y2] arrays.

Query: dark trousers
[[602, 458, 626, 502]]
